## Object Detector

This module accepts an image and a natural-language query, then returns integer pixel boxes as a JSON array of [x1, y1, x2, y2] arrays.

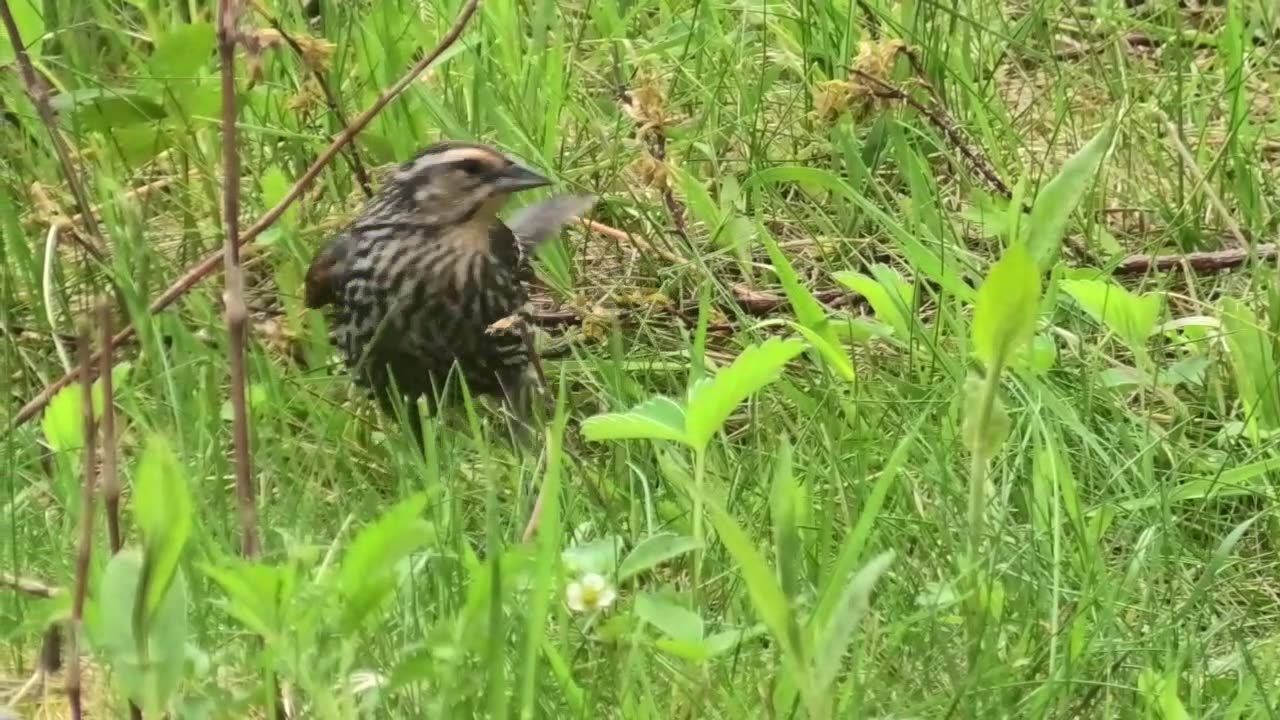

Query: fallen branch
[[8, 0, 482, 432], [1112, 243, 1278, 275]]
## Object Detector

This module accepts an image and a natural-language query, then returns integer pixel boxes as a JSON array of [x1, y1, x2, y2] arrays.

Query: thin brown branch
[[37, 172, 183, 237], [8, 0, 482, 432], [0, 0, 105, 250], [97, 299, 122, 554], [0, 572, 61, 597], [260, 12, 373, 197], [1112, 243, 1278, 275], [852, 68, 1014, 202], [68, 322, 98, 720], [584, 217, 683, 265], [220, 0, 259, 560]]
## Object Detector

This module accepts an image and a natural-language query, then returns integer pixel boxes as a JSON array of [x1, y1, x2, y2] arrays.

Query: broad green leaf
[[41, 363, 131, 452], [617, 533, 701, 582], [971, 243, 1041, 371], [784, 321, 856, 381], [684, 338, 807, 451], [562, 535, 624, 576], [0, 0, 43, 64], [42, 383, 89, 453], [336, 493, 432, 630], [132, 435, 193, 623], [962, 374, 1011, 463], [704, 625, 769, 657], [759, 225, 827, 331], [1061, 279, 1165, 359], [1026, 122, 1115, 269], [759, 227, 853, 379], [698, 487, 801, 664], [672, 167, 725, 246], [770, 437, 804, 602], [95, 549, 189, 714], [811, 550, 895, 696], [834, 270, 910, 339], [260, 166, 296, 229], [147, 22, 216, 81], [49, 88, 167, 132], [200, 559, 292, 640], [581, 397, 688, 444], [1218, 297, 1280, 440], [635, 592, 704, 643]]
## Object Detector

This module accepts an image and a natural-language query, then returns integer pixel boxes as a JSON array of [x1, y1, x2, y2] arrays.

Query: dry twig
[[68, 323, 98, 720], [1112, 243, 1278, 275], [9, 0, 482, 432], [97, 300, 122, 554], [219, 0, 260, 559], [0, 573, 60, 597]]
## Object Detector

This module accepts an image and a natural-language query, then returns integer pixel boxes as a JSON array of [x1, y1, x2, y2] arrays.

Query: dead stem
[[97, 300, 122, 554], [219, 0, 260, 559], [68, 322, 98, 720]]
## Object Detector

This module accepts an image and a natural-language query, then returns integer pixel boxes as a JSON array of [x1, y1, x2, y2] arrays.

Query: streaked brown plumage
[[304, 140, 596, 445]]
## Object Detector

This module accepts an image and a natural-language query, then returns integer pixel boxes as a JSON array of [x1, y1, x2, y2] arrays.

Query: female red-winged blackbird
[[304, 140, 596, 446]]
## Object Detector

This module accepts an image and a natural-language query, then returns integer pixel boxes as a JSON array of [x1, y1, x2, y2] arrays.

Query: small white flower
[[565, 573, 617, 613]]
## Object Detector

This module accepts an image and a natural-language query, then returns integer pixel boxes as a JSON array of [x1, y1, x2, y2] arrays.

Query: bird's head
[[391, 141, 551, 227]]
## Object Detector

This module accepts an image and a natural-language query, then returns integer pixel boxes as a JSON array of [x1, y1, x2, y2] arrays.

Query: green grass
[[3, 0, 1280, 717]]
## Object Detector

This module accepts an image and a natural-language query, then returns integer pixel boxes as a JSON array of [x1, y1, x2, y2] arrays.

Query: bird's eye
[[456, 159, 488, 176]]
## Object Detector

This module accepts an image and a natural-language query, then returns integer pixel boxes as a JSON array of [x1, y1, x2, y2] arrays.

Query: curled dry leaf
[[486, 313, 524, 335], [294, 33, 336, 73], [286, 76, 326, 114], [628, 153, 669, 189], [29, 182, 66, 225], [814, 39, 911, 122]]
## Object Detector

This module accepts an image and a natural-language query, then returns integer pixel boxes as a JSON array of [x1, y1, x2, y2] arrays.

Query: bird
[[303, 140, 597, 448]]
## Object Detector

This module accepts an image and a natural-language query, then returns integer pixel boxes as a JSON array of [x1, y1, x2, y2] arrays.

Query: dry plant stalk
[[219, 0, 260, 559], [97, 300, 122, 554], [68, 322, 98, 720], [0, 572, 60, 597], [9, 0, 483, 433]]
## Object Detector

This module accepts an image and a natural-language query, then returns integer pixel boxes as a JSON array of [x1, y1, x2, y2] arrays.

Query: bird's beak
[[493, 163, 552, 193]]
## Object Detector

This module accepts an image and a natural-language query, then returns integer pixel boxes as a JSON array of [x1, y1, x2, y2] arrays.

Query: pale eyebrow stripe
[[409, 147, 504, 172]]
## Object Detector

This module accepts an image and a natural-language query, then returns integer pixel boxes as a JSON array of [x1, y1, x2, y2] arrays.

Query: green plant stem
[[966, 369, 1001, 560], [693, 449, 706, 598]]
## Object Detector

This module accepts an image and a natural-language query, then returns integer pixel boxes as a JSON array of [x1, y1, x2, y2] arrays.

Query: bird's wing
[[507, 193, 598, 262]]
